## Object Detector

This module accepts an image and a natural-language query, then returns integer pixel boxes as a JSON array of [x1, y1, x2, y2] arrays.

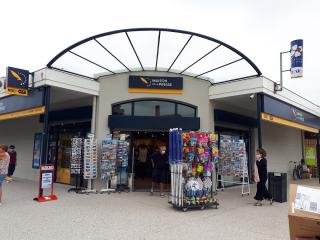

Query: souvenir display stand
[[80, 135, 98, 194], [100, 135, 117, 194], [169, 129, 219, 212], [217, 136, 250, 196], [68, 137, 86, 193], [115, 136, 130, 193], [99, 134, 130, 193]]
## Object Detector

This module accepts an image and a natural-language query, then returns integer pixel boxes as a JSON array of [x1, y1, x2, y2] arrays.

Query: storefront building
[[0, 28, 319, 190]]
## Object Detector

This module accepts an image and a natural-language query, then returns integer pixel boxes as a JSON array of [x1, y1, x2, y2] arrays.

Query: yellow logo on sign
[[6, 87, 28, 96], [140, 77, 151, 87], [10, 70, 23, 81]]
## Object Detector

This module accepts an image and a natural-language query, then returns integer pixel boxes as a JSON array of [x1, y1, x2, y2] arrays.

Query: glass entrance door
[[130, 131, 170, 191], [56, 133, 72, 184]]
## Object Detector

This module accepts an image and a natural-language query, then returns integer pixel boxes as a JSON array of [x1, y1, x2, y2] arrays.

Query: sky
[[0, 0, 319, 104]]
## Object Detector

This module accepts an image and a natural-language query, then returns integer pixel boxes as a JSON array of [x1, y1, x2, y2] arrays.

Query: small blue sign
[[129, 75, 183, 90], [290, 39, 303, 78], [6, 67, 29, 96]]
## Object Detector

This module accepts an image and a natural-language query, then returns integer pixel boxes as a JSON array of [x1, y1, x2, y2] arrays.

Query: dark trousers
[[7, 164, 16, 177], [137, 162, 147, 178], [254, 180, 272, 201]]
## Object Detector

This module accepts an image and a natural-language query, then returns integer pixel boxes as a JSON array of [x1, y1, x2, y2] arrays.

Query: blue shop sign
[[263, 95, 320, 129], [0, 88, 43, 115], [129, 75, 183, 94], [6, 67, 30, 96]]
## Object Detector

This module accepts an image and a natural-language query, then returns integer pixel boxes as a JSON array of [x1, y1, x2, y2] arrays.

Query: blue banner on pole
[[290, 39, 303, 78]]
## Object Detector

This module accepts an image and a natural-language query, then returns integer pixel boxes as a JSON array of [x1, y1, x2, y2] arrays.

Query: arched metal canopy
[[47, 28, 262, 83]]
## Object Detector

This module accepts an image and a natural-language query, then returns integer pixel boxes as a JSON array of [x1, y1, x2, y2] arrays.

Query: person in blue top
[[150, 145, 168, 198]]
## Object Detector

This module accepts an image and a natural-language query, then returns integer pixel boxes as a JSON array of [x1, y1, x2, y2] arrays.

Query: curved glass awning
[[47, 28, 262, 83]]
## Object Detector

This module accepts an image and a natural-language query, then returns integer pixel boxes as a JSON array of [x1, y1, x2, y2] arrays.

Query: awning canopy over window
[[47, 28, 262, 83]]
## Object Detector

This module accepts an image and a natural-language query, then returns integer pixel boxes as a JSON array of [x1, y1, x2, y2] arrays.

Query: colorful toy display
[[169, 129, 219, 211]]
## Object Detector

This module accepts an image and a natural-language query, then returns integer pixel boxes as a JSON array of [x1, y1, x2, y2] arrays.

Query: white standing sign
[[42, 172, 53, 189]]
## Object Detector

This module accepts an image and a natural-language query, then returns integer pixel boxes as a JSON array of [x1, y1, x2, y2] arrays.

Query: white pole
[[88, 95, 97, 190]]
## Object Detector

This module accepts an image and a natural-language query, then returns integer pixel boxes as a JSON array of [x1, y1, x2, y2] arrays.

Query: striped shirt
[[0, 153, 10, 175]]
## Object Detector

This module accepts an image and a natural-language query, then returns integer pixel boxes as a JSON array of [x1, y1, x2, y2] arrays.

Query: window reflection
[[112, 103, 132, 116], [177, 104, 196, 117], [134, 101, 175, 117], [112, 100, 196, 118]]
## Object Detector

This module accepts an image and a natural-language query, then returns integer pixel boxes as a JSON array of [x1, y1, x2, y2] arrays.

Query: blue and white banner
[[290, 39, 303, 78]]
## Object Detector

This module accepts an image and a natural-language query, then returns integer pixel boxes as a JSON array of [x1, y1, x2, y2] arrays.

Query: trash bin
[[268, 172, 287, 203]]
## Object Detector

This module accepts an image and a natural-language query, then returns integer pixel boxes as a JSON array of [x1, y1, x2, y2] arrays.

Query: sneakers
[[150, 189, 154, 196], [269, 199, 273, 205], [160, 193, 167, 198], [5, 176, 12, 183]]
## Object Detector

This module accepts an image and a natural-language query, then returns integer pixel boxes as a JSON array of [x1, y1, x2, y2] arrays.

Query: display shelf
[[217, 135, 250, 196]]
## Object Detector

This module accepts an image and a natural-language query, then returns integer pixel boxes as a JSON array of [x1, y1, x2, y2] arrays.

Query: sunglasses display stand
[[169, 129, 219, 212], [80, 136, 98, 194], [68, 137, 86, 193], [216, 136, 250, 196]]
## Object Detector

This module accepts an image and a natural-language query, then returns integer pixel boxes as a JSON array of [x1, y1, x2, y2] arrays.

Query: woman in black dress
[[254, 148, 272, 206]]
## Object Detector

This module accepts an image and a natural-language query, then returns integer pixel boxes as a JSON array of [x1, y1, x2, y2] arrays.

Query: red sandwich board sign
[[34, 164, 58, 202]]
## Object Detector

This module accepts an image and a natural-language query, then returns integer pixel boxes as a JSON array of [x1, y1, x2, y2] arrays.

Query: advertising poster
[[290, 39, 303, 78], [305, 146, 316, 166], [42, 172, 53, 188], [32, 133, 42, 169]]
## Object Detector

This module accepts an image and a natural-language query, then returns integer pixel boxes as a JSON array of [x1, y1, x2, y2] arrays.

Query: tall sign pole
[[275, 39, 303, 92]]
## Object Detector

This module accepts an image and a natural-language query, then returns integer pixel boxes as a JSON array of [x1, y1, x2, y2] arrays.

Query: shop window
[[134, 101, 175, 117], [177, 104, 196, 117], [112, 103, 132, 116], [112, 100, 197, 118]]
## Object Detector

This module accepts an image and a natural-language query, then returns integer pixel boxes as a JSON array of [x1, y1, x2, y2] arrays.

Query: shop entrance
[[131, 131, 170, 191], [49, 122, 91, 185]]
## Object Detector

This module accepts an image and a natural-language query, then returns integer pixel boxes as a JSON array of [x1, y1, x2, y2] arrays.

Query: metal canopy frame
[[47, 28, 262, 83]]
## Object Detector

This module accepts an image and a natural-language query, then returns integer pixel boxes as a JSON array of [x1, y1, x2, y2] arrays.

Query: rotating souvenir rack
[[115, 136, 130, 193], [99, 134, 130, 194], [68, 137, 86, 193], [216, 136, 250, 196], [169, 129, 219, 212], [100, 135, 117, 194], [81, 136, 98, 194]]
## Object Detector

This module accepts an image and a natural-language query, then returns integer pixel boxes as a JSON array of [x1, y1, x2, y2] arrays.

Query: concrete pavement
[[0, 178, 317, 240]]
